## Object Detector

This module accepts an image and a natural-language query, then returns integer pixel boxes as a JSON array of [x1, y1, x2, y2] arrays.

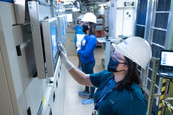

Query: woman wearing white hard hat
[[59, 36, 152, 114], [77, 12, 97, 105]]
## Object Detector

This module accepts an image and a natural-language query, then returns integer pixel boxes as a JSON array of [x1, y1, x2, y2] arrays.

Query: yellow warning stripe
[[158, 79, 167, 115], [158, 111, 162, 115], [161, 86, 166, 92], [159, 103, 162, 108], [164, 100, 173, 113], [42, 96, 45, 107], [160, 95, 165, 100], [162, 100, 166, 106], [163, 79, 166, 83], [168, 107, 172, 113]]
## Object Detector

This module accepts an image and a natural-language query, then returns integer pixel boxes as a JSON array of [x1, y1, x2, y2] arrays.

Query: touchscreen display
[[51, 25, 58, 60], [60, 18, 65, 43]]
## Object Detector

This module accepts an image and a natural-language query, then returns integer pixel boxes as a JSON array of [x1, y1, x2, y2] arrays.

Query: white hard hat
[[82, 12, 96, 23], [78, 15, 84, 20], [113, 36, 152, 69]]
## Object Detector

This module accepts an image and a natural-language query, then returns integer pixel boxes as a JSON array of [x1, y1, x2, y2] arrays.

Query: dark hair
[[83, 24, 89, 34], [116, 57, 141, 91], [88, 22, 96, 35]]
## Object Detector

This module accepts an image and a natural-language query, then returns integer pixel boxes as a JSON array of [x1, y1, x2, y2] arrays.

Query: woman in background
[[77, 12, 97, 105]]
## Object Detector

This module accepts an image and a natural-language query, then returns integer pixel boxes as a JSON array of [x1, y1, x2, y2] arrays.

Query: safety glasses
[[83, 22, 88, 25], [112, 51, 127, 64]]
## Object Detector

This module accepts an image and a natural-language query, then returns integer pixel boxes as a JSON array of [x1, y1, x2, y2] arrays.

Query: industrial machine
[[0, 0, 68, 115]]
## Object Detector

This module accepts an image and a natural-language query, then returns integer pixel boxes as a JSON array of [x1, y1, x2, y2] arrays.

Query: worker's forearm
[[68, 67, 93, 86]]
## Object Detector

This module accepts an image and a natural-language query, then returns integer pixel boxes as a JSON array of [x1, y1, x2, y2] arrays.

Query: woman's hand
[[59, 43, 73, 71], [59, 42, 66, 54]]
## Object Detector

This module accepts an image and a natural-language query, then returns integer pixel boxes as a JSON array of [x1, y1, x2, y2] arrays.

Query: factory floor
[[63, 46, 105, 115]]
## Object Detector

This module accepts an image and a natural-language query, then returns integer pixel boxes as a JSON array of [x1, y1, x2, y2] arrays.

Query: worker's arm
[[69, 25, 74, 30], [69, 67, 93, 86], [69, 25, 75, 30], [59, 43, 93, 86]]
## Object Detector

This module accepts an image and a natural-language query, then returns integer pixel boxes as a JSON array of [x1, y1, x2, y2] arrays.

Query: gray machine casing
[[42, 18, 59, 77], [0, 1, 66, 115]]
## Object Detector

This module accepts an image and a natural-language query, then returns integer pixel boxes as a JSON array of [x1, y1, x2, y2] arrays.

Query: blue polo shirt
[[74, 25, 84, 44], [77, 35, 97, 64], [90, 70, 147, 115]]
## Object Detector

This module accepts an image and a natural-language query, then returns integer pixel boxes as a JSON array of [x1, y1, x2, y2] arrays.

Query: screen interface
[[51, 25, 58, 60], [161, 51, 173, 67], [61, 18, 65, 37], [60, 18, 65, 44]]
